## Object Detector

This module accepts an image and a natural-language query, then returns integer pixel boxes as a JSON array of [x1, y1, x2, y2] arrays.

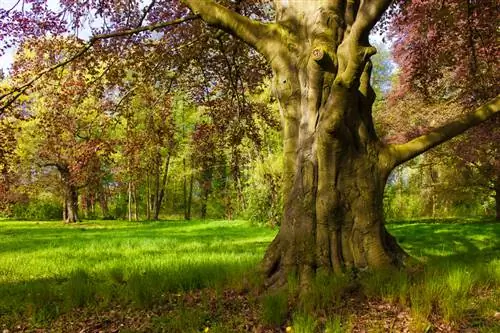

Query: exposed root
[[262, 225, 410, 290]]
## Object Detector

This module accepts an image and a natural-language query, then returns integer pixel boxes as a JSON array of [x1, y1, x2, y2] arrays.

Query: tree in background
[[11, 37, 113, 222], [0, 116, 17, 212]]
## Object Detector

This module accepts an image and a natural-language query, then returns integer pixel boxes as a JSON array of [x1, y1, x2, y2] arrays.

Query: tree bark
[[200, 169, 212, 219], [128, 181, 133, 222], [186, 170, 194, 220], [154, 153, 170, 220], [183, 158, 188, 220], [494, 176, 500, 221], [98, 184, 110, 218], [146, 172, 151, 220], [184, 0, 500, 288], [133, 184, 139, 221], [62, 181, 79, 223], [152, 151, 161, 219], [56, 164, 79, 223]]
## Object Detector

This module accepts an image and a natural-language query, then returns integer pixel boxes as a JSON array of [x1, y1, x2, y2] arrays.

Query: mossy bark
[[262, 66, 407, 287], [65, 185, 79, 223]]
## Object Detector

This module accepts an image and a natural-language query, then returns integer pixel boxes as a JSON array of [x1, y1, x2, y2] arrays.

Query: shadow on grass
[[0, 262, 260, 327], [387, 220, 500, 264]]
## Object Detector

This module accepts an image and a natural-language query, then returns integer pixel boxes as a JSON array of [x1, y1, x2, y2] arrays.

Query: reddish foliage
[[389, 0, 499, 107], [386, 0, 499, 195]]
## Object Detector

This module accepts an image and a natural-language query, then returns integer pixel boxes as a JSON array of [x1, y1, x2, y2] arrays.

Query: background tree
[[0, 115, 17, 212], [12, 37, 112, 222]]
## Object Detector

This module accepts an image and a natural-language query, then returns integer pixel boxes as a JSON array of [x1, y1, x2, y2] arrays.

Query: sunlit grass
[[0, 219, 276, 324], [0, 217, 498, 331]]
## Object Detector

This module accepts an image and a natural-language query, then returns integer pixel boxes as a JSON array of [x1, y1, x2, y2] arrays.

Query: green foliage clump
[[300, 271, 351, 313], [292, 312, 318, 333], [10, 198, 62, 220]]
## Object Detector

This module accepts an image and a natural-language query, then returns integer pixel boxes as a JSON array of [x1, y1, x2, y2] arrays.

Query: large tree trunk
[[256, 1, 409, 287], [185, 0, 500, 288], [262, 83, 407, 287]]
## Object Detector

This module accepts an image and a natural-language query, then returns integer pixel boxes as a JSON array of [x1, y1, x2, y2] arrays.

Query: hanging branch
[[0, 14, 199, 113]]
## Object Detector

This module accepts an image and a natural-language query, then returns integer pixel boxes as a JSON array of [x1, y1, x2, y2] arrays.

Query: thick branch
[[388, 95, 500, 166], [336, 0, 391, 87], [350, 0, 393, 42], [182, 0, 279, 59], [88, 15, 198, 41]]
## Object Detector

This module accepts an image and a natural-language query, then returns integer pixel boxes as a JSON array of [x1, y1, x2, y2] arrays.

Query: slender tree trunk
[[494, 177, 500, 221], [99, 185, 110, 218], [200, 169, 212, 219], [232, 151, 246, 212], [146, 172, 151, 220], [222, 165, 233, 220], [128, 182, 132, 222], [186, 169, 194, 220], [152, 152, 161, 220], [133, 184, 139, 221], [81, 192, 90, 218], [183, 158, 189, 220], [63, 199, 68, 222], [154, 153, 171, 220]]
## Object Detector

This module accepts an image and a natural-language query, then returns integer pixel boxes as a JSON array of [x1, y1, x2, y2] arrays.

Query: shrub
[[10, 199, 62, 220]]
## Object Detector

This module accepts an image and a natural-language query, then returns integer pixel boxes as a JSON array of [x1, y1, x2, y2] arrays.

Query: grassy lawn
[[0, 218, 499, 332], [0, 220, 275, 328]]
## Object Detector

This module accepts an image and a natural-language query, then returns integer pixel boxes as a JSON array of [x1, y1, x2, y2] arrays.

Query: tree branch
[[388, 95, 500, 166], [0, 15, 198, 114], [182, 0, 279, 59], [335, 0, 392, 87], [350, 0, 393, 42]]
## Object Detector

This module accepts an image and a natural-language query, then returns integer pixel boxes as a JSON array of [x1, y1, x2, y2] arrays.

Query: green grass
[[0, 217, 499, 331], [0, 219, 276, 325]]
